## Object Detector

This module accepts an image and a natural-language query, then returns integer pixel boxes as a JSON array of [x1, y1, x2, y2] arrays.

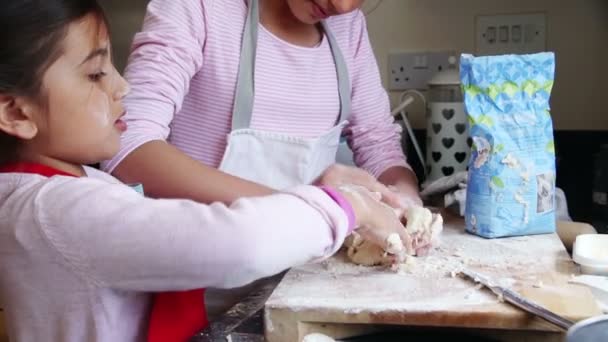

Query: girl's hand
[[315, 164, 402, 210], [335, 185, 414, 256], [387, 184, 423, 210]]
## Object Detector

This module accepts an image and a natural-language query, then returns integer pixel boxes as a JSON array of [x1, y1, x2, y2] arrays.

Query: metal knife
[[189, 272, 286, 342], [459, 268, 575, 330]]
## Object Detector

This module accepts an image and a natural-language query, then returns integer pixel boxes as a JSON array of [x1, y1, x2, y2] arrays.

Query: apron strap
[[321, 21, 351, 125], [231, 0, 352, 131], [231, 0, 259, 131]]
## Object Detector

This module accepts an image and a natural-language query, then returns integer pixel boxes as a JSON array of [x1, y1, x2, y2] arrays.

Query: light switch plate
[[475, 13, 547, 56]]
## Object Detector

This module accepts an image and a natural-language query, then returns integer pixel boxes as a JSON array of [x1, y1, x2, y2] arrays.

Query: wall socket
[[476, 13, 547, 56], [388, 51, 457, 91]]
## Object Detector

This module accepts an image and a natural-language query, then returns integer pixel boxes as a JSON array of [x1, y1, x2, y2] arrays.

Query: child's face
[[31, 14, 129, 165], [287, 0, 363, 24]]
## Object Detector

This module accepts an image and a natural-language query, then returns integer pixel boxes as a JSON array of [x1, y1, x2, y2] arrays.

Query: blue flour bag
[[460, 52, 556, 238]]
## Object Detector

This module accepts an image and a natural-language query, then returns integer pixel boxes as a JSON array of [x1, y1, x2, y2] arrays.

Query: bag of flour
[[460, 52, 557, 238]]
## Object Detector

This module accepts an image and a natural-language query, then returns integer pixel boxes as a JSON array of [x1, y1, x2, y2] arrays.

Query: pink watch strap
[[319, 186, 356, 234]]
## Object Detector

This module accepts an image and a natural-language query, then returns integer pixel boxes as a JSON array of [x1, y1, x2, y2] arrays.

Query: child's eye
[[88, 71, 107, 82]]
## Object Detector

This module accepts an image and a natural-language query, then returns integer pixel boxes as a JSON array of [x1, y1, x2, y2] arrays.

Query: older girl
[[104, 1, 425, 339]]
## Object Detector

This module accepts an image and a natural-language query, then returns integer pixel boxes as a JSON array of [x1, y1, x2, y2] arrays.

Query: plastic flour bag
[[460, 52, 557, 238]]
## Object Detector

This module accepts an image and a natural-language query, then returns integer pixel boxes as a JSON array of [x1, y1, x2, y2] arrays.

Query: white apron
[[205, 0, 353, 318]]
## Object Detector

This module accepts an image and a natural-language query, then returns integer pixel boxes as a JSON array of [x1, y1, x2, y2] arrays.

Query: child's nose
[[113, 77, 130, 101]]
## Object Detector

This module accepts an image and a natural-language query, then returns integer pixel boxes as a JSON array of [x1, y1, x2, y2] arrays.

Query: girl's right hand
[[314, 164, 402, 209], [336, 185, 414, 256]]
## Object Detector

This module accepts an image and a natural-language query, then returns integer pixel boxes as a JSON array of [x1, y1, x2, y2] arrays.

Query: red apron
[[0, 162, 209, 342], [147, 290, 208, 342], [0, 162, 78, 177]]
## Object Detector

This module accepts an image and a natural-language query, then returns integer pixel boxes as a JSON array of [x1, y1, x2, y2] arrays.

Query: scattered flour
[[391, 256, 417, 274], [498, 278, 516, 288]]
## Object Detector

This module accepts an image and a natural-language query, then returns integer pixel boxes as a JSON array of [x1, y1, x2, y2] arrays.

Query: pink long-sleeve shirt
[[101, 0, 409, 177], [0, 166, 350, 341]]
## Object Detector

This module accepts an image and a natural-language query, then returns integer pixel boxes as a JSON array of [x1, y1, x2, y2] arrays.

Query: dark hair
[[0, 0, 107, 164]]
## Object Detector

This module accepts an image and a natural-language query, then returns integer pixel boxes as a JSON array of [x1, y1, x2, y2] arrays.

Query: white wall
[[101, 0, 608, 130], [365, 0, 608, 130], [100, 0, 147, 71]]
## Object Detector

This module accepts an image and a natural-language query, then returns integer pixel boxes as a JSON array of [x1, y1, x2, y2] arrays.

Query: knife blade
[[459, 268, 575, 330], [189, 272, 285, 342]]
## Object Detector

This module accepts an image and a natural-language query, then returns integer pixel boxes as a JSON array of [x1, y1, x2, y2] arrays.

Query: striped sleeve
[[344, 11, 412, 178], [101, 0, 210, 172]]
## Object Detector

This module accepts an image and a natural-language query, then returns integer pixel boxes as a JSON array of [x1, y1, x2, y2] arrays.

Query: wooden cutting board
[[264, 213, 602, 342]]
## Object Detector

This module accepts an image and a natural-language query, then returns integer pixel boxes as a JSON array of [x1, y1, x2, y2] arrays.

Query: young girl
[[0, 1, 411, 341]]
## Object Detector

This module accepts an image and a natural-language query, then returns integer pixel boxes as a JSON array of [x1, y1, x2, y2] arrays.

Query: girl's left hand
[[387, 184, 423, 211]]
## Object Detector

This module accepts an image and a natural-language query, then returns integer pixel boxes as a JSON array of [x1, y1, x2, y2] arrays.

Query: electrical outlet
[[476, 13, 547, 56], [388, 51, 456, 91]]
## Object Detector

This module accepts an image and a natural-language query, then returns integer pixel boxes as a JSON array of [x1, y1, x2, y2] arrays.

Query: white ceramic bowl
[[566, 314, 608, 342], [573, 234, 608, 276]]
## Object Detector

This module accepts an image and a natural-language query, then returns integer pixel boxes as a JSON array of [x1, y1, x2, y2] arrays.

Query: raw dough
[[345, 206, 444, 266], [385, 233, 404, 254], [344, 232, 392, 266]]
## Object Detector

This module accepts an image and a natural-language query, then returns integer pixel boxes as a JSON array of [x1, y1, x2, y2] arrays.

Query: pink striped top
[[102, 0, 410, 178]]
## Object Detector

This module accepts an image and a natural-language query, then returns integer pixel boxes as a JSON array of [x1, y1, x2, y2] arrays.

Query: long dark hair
[[0, 0, 107, 164]]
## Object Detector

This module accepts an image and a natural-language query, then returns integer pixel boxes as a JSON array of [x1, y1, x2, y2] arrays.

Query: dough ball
[[345, 232, 392, 266], [344, 207, 444, 266]]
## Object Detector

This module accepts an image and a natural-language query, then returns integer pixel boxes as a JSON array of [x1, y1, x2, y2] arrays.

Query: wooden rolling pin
[[557, 221, 597, 252]]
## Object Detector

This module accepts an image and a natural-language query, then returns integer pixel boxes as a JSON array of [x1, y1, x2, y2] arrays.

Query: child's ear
[[0, 94, 38, 140]]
